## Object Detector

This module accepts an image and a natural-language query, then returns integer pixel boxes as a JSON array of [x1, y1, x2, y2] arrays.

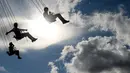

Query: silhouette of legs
[[13, 35, 23, 40], [22, 32, 37, 42], [14, 50, 22, 59], [6, 51, 14, 56], [7, 50, 22, 59], [54, 14, 69, 24]]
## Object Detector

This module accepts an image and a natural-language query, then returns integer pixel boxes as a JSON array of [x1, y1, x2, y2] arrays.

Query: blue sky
[[76, 0, 130, 15], [0, 0, 130, 73]]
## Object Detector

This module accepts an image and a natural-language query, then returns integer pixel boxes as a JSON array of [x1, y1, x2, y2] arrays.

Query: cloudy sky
[[0, 0, 130, 73]]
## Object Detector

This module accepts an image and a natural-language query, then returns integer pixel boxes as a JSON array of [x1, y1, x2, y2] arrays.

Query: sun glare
[[15, 14, 74, 50], [26, 16, 62, 41], [13, 15, 75, 50]]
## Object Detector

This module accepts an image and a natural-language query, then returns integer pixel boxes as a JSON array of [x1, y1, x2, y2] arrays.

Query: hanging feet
[[18, 56, 22, 59], [63, 20, 69, 24], [32, 38, 38, 42]]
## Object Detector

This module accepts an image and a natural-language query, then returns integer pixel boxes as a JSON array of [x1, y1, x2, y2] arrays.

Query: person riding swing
[[6, 22, 37, 42], [6, 42, 22, 59], [43, 7, 69, 24]]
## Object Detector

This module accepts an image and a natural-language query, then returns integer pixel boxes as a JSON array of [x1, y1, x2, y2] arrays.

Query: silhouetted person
[[6, 42, 22, 59], [43, 7, 69, 24], [6, 22, 37, 42]]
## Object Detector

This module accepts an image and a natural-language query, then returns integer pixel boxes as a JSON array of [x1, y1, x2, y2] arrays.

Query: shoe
[[32, 38, 37, 42], [63, 20, 69, 24], [18, 56, 22, 59]]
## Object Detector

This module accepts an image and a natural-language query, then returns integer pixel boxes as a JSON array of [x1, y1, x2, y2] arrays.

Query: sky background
[[0, 0, 130, 73]]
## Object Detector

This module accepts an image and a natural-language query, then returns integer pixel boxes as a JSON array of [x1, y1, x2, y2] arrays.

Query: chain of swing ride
[[0, 0, 46, 49], [0, 0, 16, 49], [29, 0, 46, 14]]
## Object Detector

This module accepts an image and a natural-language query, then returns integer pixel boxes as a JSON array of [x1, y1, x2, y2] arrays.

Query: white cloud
[[48, 62, 59, 73], [0, 66, 8, 73], [58, 45, 75, 61], [87, 11, 130, 45], [55, 36, 130, 73], [66, 4, 130, 46]]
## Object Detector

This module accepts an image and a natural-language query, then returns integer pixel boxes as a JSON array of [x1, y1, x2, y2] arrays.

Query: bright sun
[[26, 16, 62, 42]]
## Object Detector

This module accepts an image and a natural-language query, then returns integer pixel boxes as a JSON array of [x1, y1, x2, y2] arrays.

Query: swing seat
[[49, 19, 56, 23], [47, 17, 56, 23], [46, 15, 56, 23], [13, 35, 24, 40]]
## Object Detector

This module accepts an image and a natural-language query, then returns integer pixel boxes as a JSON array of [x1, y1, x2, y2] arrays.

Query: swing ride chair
[[43, 7, 69, 24]]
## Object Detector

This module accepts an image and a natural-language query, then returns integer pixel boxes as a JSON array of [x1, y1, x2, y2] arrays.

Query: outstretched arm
[[6, 29, 13, 35]]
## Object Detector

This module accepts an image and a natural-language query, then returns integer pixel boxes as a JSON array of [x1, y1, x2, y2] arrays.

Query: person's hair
[[14, 22, 18, 27], [44, 7, 48, 12], [9, 42, 13, 46]]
